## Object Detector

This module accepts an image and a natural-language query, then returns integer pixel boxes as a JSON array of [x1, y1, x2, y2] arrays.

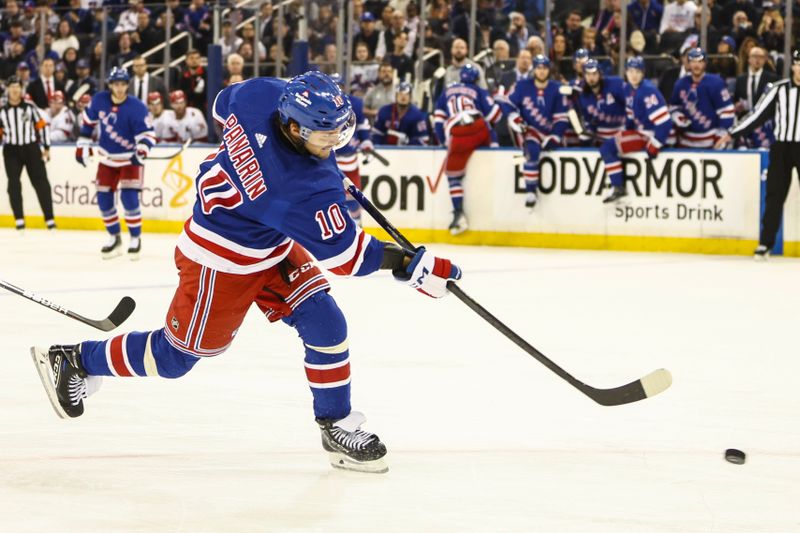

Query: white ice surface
[[1, 229, 799, 533]]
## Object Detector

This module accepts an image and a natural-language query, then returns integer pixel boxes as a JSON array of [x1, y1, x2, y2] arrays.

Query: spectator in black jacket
[[178, 49, 206, 111]]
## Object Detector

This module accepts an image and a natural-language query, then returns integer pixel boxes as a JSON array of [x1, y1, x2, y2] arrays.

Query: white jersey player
[[147, 91, 178, 143], [47, 90, 76, 142], [169, 89, 208, 142]]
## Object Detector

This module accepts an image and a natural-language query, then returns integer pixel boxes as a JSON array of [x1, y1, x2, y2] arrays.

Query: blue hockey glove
[[393, 246, 462, 299]]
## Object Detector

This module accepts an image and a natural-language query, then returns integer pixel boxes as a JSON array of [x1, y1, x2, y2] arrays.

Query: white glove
[[360, 139, 374, 153], [508, 112, 526, 134], [393, 246, 462, 299], [671, 110, 691, 128]]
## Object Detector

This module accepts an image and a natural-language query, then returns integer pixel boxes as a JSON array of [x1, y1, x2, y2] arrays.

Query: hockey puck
[[724, 448, 746, 465]]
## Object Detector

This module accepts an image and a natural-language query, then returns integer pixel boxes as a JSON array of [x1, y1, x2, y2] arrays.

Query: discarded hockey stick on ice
[[148, 138, 193, 160], [361, 147, 389, 166], [344, 178, 672, 406], [0, 279, 135, 332]]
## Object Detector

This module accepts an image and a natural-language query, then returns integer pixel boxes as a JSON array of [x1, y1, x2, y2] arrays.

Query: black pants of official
[[3, 144, 53, 225]]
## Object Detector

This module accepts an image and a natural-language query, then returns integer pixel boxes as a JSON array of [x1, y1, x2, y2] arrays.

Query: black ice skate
[[754, 245, 771, 261], [128, 237, 141, 261], [317, 411, 388, 473], [525, 192, 538, 210], [101, 234, 123, 259], [449, 210, 469, 236], [602, 186, 628, 204], [30, 345, 90, 419]]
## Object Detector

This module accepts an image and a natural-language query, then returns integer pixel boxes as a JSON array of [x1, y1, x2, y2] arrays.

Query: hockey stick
[[148, 138, 192, 160], [362, 147, 389, 166], [0, 279, 136, 331], [343, 178, 672, 406]]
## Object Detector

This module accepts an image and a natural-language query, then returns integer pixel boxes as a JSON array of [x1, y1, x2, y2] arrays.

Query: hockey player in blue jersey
[[76, 66, 156, 259], [330, 73, 372, 225], [433, 63, 502, 235], [669, 48, 735, 148], [575, 59, 627, 145], [599, 56, 672, 203], [371, 81, 430, 146], [502, 54, 568, 209], [31, 72, 462, 474]]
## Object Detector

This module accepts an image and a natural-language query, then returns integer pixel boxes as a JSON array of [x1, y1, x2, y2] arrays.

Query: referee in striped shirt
[[0, 76, 54, 231], [717, 50, 800, 259]]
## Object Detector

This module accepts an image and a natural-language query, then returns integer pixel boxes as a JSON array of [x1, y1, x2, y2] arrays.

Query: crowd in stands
[[0, 0, 795, 145]]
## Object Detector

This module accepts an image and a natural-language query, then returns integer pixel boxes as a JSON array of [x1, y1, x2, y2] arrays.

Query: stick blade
[[94, 296, 136, 331], [584, 368, 673, 406]]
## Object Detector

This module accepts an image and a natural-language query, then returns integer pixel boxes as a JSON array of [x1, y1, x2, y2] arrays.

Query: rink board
[[0, 144, 795, 256]]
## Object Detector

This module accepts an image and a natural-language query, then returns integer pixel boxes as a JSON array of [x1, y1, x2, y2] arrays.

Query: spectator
[[550, 33, 570, 81], [65, 0, 93, 37], [92, 7, 116, 40], [54, 62, 72, 96], [688, 8, 721, 54], [3, 21, 27, 58], [444, 38, 487, 89], [1, 0, 24, 33], [131, 10, 164, 61], [309, 3, 337, 58], [375, 9, 416, 61], [264, 43, 288, 78], [183, 0, 212, 52], [594, 0, 618, 33], [240, 22, 267, 62], [354, 11, 380, 58], [720, 0, 757, 34], [757, 2, 784, 53], [224, 53, 245, 86], [730, 10, 757, 49], [217, 20, 240, 59], [350, 41, 379, 97], [0, 42, 27, 80], [499, 49, 533, 91], [258, 1, 276, 45], [178, 49, 207, 111], [88, 40, 105, 81], [659, 0, 697, 54], [66, 58, 98, 106], [52, 19, 80, 59], [315, 43, 340, 75], [115, 0, 148, 34], [376, 4, 394, 32], [732, 45, 777, 148], [128, 55, 167, 104], [581, 26, 604, 56], [658, 40, 692, 104], [109, 32, 137, 69], [711, 35, 737, 78], [526, 35, 546, 58], [15, 62, 31, 92], [61, 47, 80, 81], [363, 62, 396, 120], [506, 11, 537, 57], [563, 9, 586, 53], [386, 31, 414, 81], [26, 57, 64, 110], [628, 0, 662, 53], [493, 39, 511, 62], [155, 7, 188, 61], [264, 13, 294, 58], [237, 42, 256, 77]]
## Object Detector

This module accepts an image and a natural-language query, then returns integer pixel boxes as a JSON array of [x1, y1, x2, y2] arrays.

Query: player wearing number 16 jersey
[[31, 72, 462, 475]]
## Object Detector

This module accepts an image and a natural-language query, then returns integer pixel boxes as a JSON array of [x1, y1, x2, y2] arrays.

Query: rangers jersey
[[81, 91, 156, 165], [371, 103, 430, 145], [432, 82, 501, 144], [625, 79, 672, 149], [669, 73, 735, 147], [503, 78, 569, 141], [578, 75, 627, 140], [179, 77, 386, 277]]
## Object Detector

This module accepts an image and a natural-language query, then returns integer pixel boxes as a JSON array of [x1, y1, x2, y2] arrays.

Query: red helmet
[[169, 90, 186, 104], [147, 91, 162, 104]]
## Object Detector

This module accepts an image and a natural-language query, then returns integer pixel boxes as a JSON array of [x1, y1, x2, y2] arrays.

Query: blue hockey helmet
[[396, 81, 413, 94], [532, 54, 550, 69], [329, 72, 345, 87], [107, 66, 130, 84], [583, 58, 600, 73], [279, 71, 355, 151], [460, 63, 480, 84], [687, 47, 707, 62], [625, 56, 646, 72], [573, 48, 590, 63]]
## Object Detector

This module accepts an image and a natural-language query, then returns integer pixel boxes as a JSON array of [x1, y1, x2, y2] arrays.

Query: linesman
[[716, 50, 800, 259], [0, 76, 54, 231]]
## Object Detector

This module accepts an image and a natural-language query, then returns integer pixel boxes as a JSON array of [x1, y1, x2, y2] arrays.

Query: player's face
[[533, 64, 550, 82], [148, 101, 163, 115], [584, 70, 600, 88], [110, 81, 128, 100], [625, 68, 644, 86], [304, 128, 345, 159], [173, 100, 186, 114], [688, 58, 705, 77], [49, 101, 63, 114], [396, 91, 411, 106]]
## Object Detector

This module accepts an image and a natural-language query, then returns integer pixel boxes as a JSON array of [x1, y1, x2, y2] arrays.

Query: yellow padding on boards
[[304, 339, 349, 355]]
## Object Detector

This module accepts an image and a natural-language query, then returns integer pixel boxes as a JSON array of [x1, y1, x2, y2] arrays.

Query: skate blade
[[128, 251, 141, 262], [102, 248, 124, 260], [328, 452, 388, 474], [29, 346, 68, 419]]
